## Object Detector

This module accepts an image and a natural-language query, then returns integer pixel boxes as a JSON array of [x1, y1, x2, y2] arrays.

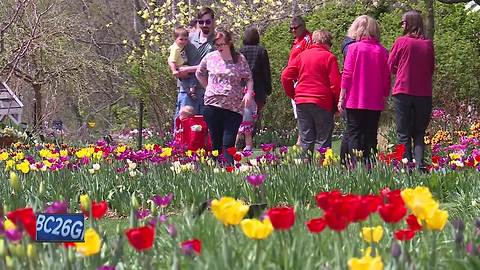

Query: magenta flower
[[246, 174, 266, 187], [5, 229, 22, 242], [152, 193, 174, 208], [135, 209, 151, 220], [45, 201, 69, 214], [97, 266, 115, 270], [167, 224, 177, 238]]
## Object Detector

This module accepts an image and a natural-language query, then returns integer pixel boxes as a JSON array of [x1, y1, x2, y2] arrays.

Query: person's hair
[[173, 27, 189, 39], [350, 15, 380, 41], [402, 10, 424, 36], [243, 27, 260, 45], [346, 17, 363, 39], [215, 29, 239, 63], [291, 16, 306, 28], [312, 30, 333, 47], [188, 19, 197, 28], [179, 105, 195, 120], [197, 7, 214, 20]]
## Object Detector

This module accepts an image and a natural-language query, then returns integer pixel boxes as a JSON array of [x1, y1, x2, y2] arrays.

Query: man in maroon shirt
[[287, 16, 312, 146]]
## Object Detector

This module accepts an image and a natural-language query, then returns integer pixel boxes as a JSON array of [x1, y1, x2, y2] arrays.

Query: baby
[[168, 27, 196, 98]]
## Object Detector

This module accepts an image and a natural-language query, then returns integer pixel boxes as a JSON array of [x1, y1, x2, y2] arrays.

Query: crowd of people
[[169, 7, 435, 171]]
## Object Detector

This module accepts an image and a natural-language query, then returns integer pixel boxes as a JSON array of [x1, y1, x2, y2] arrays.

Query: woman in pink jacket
[[389, 10, 435, 171], [338, 15, 390, 166]]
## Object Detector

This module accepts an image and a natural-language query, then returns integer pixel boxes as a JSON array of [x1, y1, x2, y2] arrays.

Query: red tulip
[[306, 218, 326, 233], [267, 207, 295, 230], [323, 211, 348, 231], [315, 190, 342, 211], [378, 203, 407, 223], [227, 147, 237, 156], [394, 229, 416, 241], [406, 214, 422, 231], [125, 226, 155, 251], [233, 153, 242, 162], [181, 238, 202, 255], [226, 166, 235, 173], [82, 201, 108, 220], [7, 208, 36, 240]]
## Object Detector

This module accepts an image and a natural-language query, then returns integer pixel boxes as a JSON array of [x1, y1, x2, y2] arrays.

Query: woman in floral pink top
[[196, 29, 254, 164]]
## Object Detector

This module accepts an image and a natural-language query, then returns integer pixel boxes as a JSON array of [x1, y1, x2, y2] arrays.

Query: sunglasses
[[214, 42, 227, 47], [197, 19, 212, 26], [290, 25, 300, 31]]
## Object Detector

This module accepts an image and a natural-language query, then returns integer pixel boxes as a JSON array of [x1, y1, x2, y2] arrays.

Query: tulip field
[[1, 121, 480, 269]]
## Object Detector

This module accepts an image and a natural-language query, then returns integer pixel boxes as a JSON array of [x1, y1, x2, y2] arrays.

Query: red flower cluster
[[378, 144, 406, 165], [313, 190, 382, 231], [267, 207, 295, 230], [395, 214, 422, 241], [7, 208, 36, 240], [125, 225, 155, 251]]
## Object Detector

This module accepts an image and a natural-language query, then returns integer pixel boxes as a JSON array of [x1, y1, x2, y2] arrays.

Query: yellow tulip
[[9, 171, 20, 192], [160, 147, 172, 157], [401, 187, 439, 220], [27, 244, 36, 260], [425, 209, 448, 231], [240, 218, 273, 240], [75, 228, 102, 256], [361, 226, 384, 243], [211, 197, 249, 226], [4, 219, 16, 230], [5, 159, 15, 171], [15, 160, 30, 174], [0, 151, 9, 161], [80, 194, 91, 211], [212, 150, 219, 157], [348, 254, 384, 270]]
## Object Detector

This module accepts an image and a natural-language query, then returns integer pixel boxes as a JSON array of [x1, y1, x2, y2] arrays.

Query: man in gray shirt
[[175, 7, 215, 118]]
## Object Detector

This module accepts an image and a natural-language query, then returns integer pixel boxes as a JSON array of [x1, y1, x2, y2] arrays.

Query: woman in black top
[[239, 27, 272, 132]]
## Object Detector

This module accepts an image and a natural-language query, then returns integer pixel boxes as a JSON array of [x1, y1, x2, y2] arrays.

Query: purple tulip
[[45, 201, 69, 214], [246, 174, 266, 187], [279, 146, 288, 155], [152, 193, 174, 208]]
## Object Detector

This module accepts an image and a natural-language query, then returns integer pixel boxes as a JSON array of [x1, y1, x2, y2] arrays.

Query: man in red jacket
[[288, 16, 312, 146], [281, 30, 341, 158]]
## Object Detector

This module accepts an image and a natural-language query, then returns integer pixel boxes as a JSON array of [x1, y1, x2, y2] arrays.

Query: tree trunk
[[425, 0, 435, 39], [33, 83, 42, 130]]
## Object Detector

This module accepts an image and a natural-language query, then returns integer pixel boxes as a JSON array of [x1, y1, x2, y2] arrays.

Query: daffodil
[[425, 209, 448, 231], [361, 226, 384, 243], [240, 218, 273, 240], [75, 228, 102, 256], [211, 197, 249, 226]]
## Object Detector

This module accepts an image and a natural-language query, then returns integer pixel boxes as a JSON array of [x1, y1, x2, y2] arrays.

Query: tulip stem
[[429, 232, 437, 270], [334, 232, 343, 270]]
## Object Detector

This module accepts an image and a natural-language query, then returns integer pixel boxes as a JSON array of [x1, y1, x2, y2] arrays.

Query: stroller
[[174, 115, 212, 151]]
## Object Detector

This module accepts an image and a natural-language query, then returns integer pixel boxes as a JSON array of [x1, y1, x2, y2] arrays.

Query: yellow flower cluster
[[470, 123, 480, 138], [360, 226, 383, 243], [401, 187, 448, 230], [429, 130, 452, 146], [211, 197, 249, 226], [348, 252, 383, 270]]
